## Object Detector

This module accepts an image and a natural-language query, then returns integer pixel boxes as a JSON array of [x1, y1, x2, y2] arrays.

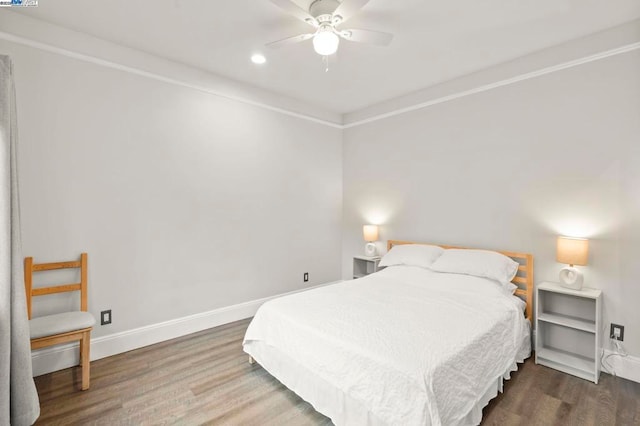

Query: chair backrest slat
[[33, 260, 82, 271], [32, 283, 82, 296], [24, 253, 88, 320]]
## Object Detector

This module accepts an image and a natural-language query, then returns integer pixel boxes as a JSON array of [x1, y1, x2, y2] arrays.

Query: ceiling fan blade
[[266, 33, 315, 49], [269, 0, 318, 27], [340, 29, 393, 46], [332, 0, 370, 24]]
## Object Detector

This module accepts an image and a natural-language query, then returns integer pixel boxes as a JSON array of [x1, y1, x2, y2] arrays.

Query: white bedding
[[243, 266, 531, 426]]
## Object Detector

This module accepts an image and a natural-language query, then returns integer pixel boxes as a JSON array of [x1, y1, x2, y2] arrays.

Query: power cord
[[601, 337, 628, 376]]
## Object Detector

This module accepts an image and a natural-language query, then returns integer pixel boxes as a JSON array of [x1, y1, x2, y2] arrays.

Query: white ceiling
[[14, 0, 640, 113]]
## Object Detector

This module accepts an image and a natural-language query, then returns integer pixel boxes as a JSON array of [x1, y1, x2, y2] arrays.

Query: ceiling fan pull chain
[[323, 55, 330, 72]]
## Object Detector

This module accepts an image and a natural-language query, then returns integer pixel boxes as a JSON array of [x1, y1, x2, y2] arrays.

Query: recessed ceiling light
[[251, 54, 266, 65]]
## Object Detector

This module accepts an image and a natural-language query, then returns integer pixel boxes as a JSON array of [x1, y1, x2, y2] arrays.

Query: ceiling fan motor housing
[[309, 0, 340, 20], [266, 0, 393, 53]]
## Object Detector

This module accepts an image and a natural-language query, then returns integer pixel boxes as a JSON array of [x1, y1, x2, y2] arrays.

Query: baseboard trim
[[33, 287, 640, 385], [31, 281, 341, 377], [602, 349, 640, 384]]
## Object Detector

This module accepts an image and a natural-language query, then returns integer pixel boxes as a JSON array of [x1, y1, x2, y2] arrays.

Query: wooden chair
[[24, 253, 95, 390]]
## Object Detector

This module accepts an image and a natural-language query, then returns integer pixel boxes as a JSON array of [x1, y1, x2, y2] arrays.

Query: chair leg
[[79, 337, 83, 366], [80, 331, 91, 390]]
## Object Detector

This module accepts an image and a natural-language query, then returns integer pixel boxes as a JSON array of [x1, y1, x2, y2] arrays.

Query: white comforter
[[243, 266, 530, 426]]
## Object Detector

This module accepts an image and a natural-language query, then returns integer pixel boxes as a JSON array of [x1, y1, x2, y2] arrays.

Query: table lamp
[[556, 236, 589, 290], [363, 225, 379, 257]]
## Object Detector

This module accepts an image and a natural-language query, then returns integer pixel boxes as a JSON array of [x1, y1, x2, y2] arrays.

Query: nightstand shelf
[[535, 281, 602, 384], [353, 256, 380, 279], [537, 312, 596, 333], [536, 348, 596, 382]]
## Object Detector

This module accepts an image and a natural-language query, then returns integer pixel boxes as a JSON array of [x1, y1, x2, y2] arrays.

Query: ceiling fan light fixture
[[313, 28, 340, 56], [267, 0, 393, 59]]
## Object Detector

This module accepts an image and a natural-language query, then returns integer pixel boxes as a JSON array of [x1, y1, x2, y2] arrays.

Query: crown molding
[[1, 29, 638, 131], [342, 42, 640, 129], [0, 30, 343, 129]]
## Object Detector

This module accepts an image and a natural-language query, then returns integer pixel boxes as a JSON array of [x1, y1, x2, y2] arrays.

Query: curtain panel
[[0, 55, 40, 425]]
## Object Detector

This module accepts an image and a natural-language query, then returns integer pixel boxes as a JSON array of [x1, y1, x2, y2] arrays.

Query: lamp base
[[364, 242, 377, 257], [559, 266, 584, 290]]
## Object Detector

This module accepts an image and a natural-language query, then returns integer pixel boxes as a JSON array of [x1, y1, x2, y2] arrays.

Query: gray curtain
[[0, 55, 40, 425]]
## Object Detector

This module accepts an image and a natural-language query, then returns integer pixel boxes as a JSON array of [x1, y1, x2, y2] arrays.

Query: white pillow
[[378, 244, 445, 269], [429, 249, 519, 286]]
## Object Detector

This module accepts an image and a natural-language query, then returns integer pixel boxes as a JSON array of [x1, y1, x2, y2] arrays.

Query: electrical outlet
[[101, 309, 112, 325], [303, 272, 309, 282], [610, 323, 624, 341]]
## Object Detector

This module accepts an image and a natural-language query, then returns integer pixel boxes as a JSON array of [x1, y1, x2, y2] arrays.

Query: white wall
[[342, 49, 640, 360], [1, 37, 342, 339], [4, 9, 639, 381]]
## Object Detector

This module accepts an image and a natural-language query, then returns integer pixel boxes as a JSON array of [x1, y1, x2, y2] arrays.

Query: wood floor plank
[[34, 318, 640, 425], [480, 405, 522, 426], [615, 376, 640, 425]]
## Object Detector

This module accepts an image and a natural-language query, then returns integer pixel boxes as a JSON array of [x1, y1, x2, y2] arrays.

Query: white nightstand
[[353, 256, 381, 279], [535, 281, 602, 383]]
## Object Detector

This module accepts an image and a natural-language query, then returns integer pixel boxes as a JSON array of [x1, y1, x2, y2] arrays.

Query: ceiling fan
[[266, 0, 394, 56]]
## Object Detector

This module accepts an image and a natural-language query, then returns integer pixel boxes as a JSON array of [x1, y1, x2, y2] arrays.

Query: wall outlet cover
[[610, 323, 624, 341], [101, 309, 112, 325]]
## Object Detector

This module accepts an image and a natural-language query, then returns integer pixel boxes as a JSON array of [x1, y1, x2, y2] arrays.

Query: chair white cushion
[[30, 311, 96, 339]]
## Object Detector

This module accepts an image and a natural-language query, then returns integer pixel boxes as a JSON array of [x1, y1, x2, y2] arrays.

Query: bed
[[243, 240, 533, 425]]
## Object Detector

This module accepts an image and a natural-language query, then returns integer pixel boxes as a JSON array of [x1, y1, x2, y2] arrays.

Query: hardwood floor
[[35, 319, 640, 425]]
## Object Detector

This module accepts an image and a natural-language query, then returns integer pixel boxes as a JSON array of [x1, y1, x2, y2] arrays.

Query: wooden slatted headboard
[[387, 240, 534, 322]]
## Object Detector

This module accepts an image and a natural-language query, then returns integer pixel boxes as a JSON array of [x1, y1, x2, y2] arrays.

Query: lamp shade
[[363, 225, 379, 242], [556, 237, 588, 266]]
